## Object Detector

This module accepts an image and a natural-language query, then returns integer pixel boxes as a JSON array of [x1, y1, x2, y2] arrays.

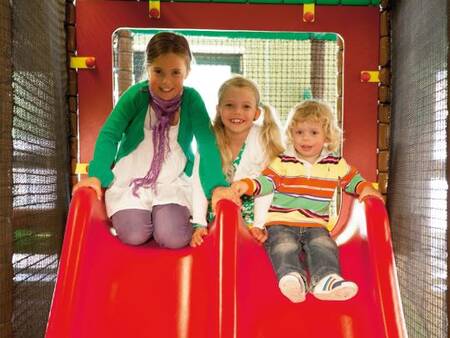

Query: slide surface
[[46, 188, 407, 338]]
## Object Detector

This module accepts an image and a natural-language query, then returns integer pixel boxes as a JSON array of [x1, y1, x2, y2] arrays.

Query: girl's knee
[[153, 204, 192, 249], [152, 204, 190, 224], [117, 229, 151, 246], [155, 232, 191, 249], [111, 209, 153, 246], [154, 221, 192, 248]]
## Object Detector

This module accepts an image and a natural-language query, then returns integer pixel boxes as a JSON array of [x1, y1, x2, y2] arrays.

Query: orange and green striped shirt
[[242, 153, 372, 228]]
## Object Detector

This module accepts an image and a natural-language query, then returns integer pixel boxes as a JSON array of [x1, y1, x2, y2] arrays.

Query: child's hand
[[249, 227, 268, 244], [190, 227, 208, 247], [212, 186, 241, 211], [72, 177, 103, 200], [231, 181, 249, 197], [359, 185, 384, 204]]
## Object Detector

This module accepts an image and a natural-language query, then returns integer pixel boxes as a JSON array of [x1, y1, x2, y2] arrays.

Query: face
[[147, 52, 189, 100], [218, 86, 259, 138], [292, 120, 327, 164]]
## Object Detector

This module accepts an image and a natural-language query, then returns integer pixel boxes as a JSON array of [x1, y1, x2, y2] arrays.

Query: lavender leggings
[[111, 204, 192, 249]]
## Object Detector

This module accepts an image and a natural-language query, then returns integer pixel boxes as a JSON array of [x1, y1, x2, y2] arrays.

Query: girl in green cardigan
[[73, 32, 239, 248]]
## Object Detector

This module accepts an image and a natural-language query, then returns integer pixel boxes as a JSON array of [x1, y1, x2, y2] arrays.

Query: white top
[[105, 108, 192, 217], [191, 124, 273, 228]]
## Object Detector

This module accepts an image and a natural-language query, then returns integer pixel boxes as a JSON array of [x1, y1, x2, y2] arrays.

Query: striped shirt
[[242, 152, 372, 228]]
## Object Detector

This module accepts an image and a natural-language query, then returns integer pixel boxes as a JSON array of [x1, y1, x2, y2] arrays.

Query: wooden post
[[310, 39, 325, 100], [66, 0, 78, 186], [378, 3, 391, 198], [117, 30, 134, 97], [0, 0, 14, 336]]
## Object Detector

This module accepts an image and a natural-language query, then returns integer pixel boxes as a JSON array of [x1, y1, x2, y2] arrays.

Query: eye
[[172, 69, 182, 76], [152, 68, 162, 75], [312, 130, 318, 135]]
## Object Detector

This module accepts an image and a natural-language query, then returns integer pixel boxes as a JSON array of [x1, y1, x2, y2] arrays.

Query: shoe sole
[[279, 275, 306, 303], [313, 283, 358, 301]]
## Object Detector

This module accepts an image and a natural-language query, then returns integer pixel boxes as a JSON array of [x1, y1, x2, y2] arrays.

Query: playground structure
[[1, 1, 448, 337], [46, 188, 407, 338], [44, 3, 406, 336]]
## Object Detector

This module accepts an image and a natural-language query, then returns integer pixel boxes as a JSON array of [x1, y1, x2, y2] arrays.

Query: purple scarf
[[130, 88, 182, 196]]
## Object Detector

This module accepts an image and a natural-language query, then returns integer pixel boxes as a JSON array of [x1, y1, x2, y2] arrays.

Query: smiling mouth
[[230, 119, 244, 124], [159, 88, 173, 93]]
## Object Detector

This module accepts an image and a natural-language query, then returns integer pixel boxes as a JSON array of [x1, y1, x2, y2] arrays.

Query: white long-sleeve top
[[191, 124, 273, 228]]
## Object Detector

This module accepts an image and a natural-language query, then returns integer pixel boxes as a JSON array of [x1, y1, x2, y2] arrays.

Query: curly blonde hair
[[285, 99, 342, 152], [213, 76, 284, 178]]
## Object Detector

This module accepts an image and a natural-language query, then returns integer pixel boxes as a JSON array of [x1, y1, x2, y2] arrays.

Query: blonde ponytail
[[212, 113, 234, 180], [259, 103, 284, 164]]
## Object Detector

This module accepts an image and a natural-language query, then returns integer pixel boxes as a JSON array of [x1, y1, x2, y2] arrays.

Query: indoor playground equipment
[[45, 188, 407, 338], [45, 1, 407, 337]]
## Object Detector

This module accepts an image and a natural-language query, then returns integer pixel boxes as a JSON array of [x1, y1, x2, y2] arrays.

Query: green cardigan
[[88, 81, 227, 198]]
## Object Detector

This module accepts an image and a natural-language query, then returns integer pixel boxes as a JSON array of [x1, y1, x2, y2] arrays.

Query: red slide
[[46, 188, 407, 338]]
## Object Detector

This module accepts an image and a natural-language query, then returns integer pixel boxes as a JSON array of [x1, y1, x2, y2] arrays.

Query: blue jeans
[[264, 225, 340, 288]]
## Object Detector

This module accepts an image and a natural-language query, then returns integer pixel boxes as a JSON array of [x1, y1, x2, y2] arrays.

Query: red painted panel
[[76, 1, 379, 180], [46, 189, 406, 338]]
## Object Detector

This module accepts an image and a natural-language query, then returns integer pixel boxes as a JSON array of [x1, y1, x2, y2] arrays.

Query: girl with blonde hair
[[191, 75, 284, 246]]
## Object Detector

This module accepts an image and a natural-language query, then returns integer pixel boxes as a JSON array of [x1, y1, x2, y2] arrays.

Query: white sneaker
[[312, 274, 358, 301], [278, 272, 306, 303]]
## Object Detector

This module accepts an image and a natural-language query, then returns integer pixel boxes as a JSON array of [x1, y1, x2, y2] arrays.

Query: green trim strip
[[249, 0, 284, 3], [130, 28, 338, 41], [317, 0, 343, 3]]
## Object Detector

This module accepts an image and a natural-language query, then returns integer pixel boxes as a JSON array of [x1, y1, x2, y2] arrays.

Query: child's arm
[[253, 194, 273, 229], [191, 153, 210, 227], [358, 184, 384, 203], [211, 187, 241, 211], [232, 174, 276, 197], [339, 159, 384, 203], [191, 153, 212, 247], [88, 82, 145, 188], [187, 89, 228, 198], [231, 180, 251, 196]]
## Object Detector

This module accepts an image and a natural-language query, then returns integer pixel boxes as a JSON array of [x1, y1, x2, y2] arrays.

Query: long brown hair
[[146, 32, 192, 70]]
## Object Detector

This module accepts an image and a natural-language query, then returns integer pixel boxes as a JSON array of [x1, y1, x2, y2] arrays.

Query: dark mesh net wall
[[6, 1, 70, 337], [389, 0, 448, 337], [121, 31, 341, 123]]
